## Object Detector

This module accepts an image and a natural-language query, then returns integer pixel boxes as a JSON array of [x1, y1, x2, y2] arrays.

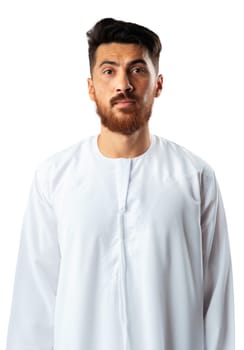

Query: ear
[[155, 74, 163, 97], [87, 78, 96, 101]]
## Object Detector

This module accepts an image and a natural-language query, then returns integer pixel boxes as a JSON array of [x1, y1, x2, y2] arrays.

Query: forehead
[[94, 43, 151, 66]]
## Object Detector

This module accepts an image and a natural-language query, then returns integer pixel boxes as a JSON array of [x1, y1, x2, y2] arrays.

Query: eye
[[131, 67, 146, 74], [103, 69, 113, 75]]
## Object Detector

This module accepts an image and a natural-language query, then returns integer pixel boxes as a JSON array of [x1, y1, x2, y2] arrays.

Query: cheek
[[93, 86, 111, 106], [94, 81, 112, 97], [141, 86, 156, 102], [138, 79, 156, 96], [95, 89, 110, 103]]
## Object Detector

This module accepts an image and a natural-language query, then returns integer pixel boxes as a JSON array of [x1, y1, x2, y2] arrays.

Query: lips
[[113, 99, 135, 107]]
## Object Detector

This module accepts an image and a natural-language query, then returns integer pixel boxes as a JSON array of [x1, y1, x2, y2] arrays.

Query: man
[[6, 18, 234, 350]]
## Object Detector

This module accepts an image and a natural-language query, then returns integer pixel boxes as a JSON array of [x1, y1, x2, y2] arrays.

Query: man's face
[[88, 43, 163, 135]]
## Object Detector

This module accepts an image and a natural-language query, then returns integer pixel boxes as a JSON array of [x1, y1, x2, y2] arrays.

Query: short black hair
[[86, 18, 162, 74]]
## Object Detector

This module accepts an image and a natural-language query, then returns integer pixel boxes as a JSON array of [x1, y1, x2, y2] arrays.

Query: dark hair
[[86, 18, 162, 74]]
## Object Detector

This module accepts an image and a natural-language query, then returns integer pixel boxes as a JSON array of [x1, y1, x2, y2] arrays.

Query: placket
[[116, 158, 133, 350]]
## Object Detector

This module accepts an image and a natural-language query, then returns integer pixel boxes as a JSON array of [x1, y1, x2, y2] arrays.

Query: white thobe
[[6, 133, 235, 350]]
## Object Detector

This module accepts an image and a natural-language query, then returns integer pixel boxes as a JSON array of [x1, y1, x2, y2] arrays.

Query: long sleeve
[[6, 164, 61, 350], [201, 169, 235, 349]]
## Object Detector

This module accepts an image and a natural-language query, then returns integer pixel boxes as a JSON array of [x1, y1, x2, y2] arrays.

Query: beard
[[94, 92, 153, 136]]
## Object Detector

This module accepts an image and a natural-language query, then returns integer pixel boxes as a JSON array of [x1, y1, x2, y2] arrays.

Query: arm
[[201, 168, 235, 349], [6, 163, 61, 350]]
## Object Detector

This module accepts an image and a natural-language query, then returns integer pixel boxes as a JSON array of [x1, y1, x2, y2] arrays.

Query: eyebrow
[[98, 59, 147, 68]]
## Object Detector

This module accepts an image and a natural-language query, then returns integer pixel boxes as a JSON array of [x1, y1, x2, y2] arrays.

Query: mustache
[[110, 92, 138, 106]]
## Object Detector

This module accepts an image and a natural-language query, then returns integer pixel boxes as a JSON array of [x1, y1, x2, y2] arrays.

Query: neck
[[97, 124, 151, 158]]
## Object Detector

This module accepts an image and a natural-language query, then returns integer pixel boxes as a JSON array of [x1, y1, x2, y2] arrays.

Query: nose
[[115, 73, 134, 93]]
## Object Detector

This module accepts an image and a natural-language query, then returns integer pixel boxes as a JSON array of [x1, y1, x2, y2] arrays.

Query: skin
[[87, 43, 163, 158]]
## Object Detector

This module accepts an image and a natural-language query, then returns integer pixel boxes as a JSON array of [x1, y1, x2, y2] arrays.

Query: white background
[[0, 0, 243, 348]]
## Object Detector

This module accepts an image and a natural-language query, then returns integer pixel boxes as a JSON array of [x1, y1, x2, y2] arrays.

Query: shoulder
[[33, 135, 93, 202], [36, 134, 94, 171], [154, 134, 216, 178]]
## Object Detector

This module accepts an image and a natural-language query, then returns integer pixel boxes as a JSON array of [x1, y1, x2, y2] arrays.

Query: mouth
[[113, 99, 136, 108]]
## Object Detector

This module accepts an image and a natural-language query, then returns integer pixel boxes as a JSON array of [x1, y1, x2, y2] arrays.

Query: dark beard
[[95, 93, 153, 136]]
